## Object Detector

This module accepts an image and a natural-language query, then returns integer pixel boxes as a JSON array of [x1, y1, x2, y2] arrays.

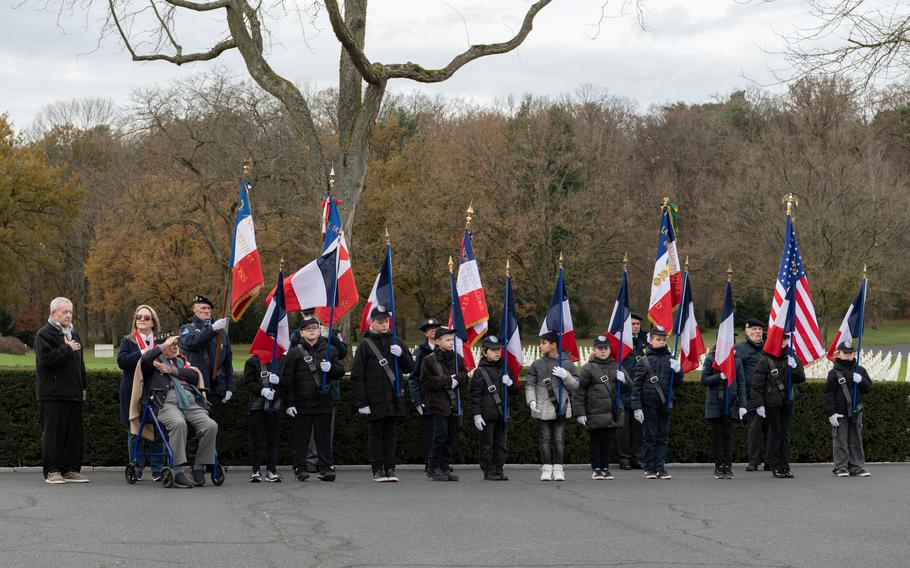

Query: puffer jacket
[[282, 338, 344, 413], [351, 330, 416, 420], [631, 345, 683, 411], [700, 352, 747, 420], [734, 338, 764, 409], [752, 352, 806, 408], [524, 351, 579, 420], [572, 355, 622, 430]]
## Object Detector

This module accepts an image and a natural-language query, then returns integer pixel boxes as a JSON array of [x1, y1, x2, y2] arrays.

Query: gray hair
[[49, 297, 73, 314]]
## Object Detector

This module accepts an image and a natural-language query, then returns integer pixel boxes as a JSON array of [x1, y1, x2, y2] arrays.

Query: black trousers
[[479, 419, 508, 472], [617, 406, 643, 464], [41, 401, 83, 477], [747, 410, 767, 467], [429, 414, 457, 471], [420, 414, 433, 466], [306, 407, 336, 467], [295, 413, 333, 469], [368, 416, 398, 470], [708, 416, 733, 467], [765, 405, 793, 471], [589, 428, 615, 470], [249, 410, 281, 472]]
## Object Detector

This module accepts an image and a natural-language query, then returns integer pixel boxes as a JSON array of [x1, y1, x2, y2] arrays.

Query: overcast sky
[[3, 0, 817, 129]]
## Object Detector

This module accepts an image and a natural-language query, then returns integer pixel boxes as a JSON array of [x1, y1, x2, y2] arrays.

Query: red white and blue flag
[[674, 272, 705, 374], [764, 216, 824, 363], [360, 246, 395, 334], [648, 204, 682, 332], [499, 273, 523, 382], [826, 280, 867, 362], [268, 242, 339, 313], [250, 266, 290, 366], [713, 280, 736, 385], [229, 179, 264, 321], [606, 269, 634, 363], [539, 267, 580, 362], [456, 229, 489, 350], [315, 197, 358, 324], [449, 268, 476, 372]]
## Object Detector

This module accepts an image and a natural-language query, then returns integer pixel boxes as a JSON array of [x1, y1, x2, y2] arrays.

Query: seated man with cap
[[470, 334, 514, 481], [351, 305, 415, 482], [631, 327, 683, 480], [409, 317, 442, 476], [824, 340, 872, 477]]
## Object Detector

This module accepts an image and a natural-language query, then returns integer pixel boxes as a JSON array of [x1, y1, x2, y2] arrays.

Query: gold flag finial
[[506, 258, 511, 277], [862, 263, 867, 278], [782, 192, 799, 216], [727, 263, 733, 282], [242, 155, 251, 177], [684, 256, 690, 272], [448, 255, 454, 274], [385, 227, 390, 246], [663, 196, 670, 207], [465, 201, 474, 230], [279, 256, 285, 270], [558, 251, 564, 269], [622, 252, 629, 271]]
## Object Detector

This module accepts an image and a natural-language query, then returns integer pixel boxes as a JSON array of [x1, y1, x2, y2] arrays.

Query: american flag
[[764, 216, 824, 363]]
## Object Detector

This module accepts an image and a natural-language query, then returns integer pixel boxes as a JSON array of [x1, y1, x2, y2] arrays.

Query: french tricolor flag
[[826, 280, 867, 362], [250, 266, 290, 366], [315, 197, 358, 325], [499, 272, 523, 382], [267, 242, 339, 313], [606, 269, 634, 363], [360, 246, 394, 334], [457, 229, 489, 350], [229, 180, 264, 321], [647, 204, 682, 332], [712, 280, 736, 386], [674, 272, 705, 375], [539, 265, 579, 362]]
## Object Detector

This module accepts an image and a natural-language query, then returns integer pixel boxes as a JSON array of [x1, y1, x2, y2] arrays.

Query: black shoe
[[448, 466, 455, 473], [619, 460, 632, 471], [763, 464, 773, 471], [384, 467, 399, 482], [772, 469, 787, 478], [447, 470, 459, 481], [429, 468, 450, 481], [135, 469, 144, 482], [714, 467, 723, 479], [484, 471, 499, 481], [317, 466, 336, 482], [854, 468, 871, 477], [265, 470, 283, 483], [306, 464, 319, 474], [782, 469, 794, 478], [173, 472, 194, 489], [496, 468, 509, 481], [250, 470, 261, 483], [657, 470, 671, 480], [645, 470, 658, 479], [745, 463, 758, 472], [372, 469, 387, 482], [192, 469, 206, 487], [724, 466, 735, 479], [296, 470, 310, 482], [602, 469, 614, 480], [631, 461, 645, 470], [834, 468, 849, 477], [151, 472, 162, 482]]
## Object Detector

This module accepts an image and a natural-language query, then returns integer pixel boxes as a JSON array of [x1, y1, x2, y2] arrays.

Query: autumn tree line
[[2, 72, 909, 347]]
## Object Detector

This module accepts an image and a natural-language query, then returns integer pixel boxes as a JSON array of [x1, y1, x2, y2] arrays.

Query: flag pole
[[267, 258, 284, 411], [386, 228, 401, 397], [555, 252, 565, 416], [616, 253, 629, 413], [724, 263, 733, 417], [212, 156, 249, 388], [668, 257, 689, 415], [853, 264, 868, 414], [783, 193, 799, 405], [502, 259, 511, 422], [321, 169, 340, 395], [449, 256, 462, 417]]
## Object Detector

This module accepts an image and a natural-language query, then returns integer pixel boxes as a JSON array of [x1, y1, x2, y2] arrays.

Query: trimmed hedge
[[2, 370, 909, 467]]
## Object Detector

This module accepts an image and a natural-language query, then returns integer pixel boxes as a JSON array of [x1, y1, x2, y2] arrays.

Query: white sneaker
[[552, 464, 565, 481], [540, 464, 553, 481]]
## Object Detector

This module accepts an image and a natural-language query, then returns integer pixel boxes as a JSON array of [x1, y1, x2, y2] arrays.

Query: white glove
[[416, 404, 425, 416], [529, 400, 538, 413], [853, 372, 862, 384], [669, 359, 681, 373], [268, 373, 280, 385], [212, 318, 228, 332], [616, 370, 626, 384], [285, 406, 298, 417], [757, 405, 766, 418], [473, 415, 486, 431], [552, 366, 569, 379], [502, 375, 513, 387], [576, 415, 587, 426], [451, 377, 459, 389], [358, 406, 371, 415], [738, 407, 747, 420], [260, 387, 275, 400], [787, 356, 797, 369], [320, 360, 331, 372], [829, 413, 844, 427], [390, 344, 403, 357], [634, 409, 644, 424], [222, 391, 232, 402]]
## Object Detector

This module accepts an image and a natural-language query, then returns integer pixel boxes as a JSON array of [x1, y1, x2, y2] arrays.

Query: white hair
[[49, 297, 73, 313]]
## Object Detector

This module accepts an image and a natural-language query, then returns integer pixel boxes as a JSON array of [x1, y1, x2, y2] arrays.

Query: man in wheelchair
[[139, 335, 219, 489]]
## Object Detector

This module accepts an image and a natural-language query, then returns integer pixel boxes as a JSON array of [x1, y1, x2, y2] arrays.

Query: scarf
[[135, 330, 156, 354], [47, 316, 74, 340]]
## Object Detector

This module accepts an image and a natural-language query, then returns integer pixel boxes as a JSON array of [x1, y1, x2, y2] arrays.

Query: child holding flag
[[700, 345, 747, 479], [470, 335, 513, 481], [825, 341, 872, 477]]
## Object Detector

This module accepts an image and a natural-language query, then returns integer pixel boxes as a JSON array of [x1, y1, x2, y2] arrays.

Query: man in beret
[[409, 317, 442, 476], [736, 318, 768, 471], [618, 311, 648, 470]]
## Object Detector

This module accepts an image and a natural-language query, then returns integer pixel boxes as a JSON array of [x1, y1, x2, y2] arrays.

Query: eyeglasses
[[135, 315, 153, 322]]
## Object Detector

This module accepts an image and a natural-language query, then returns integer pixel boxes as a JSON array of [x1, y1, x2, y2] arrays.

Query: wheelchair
[[125, 388, 225, 488]]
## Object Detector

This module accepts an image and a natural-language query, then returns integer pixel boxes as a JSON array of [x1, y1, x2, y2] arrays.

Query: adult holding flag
[[526, 253, 580, 482], [647, 198, 683, 332], [753, 194, 814, 479], [824, 269, 872, 478], [608, 255, 643, 471], [700, 266, 747, 480]]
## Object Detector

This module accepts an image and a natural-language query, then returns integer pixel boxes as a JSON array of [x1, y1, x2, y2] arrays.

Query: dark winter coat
[[179, 315, 235, 397], [631, 345, 683, 411], [734, 338, 765, 410], [117, 336, 149, 424], [409, 339, 434, 407], [700, 352, 748, 420], [35, 323, 86, 403], [751, 352, 806, 408], [242, 355, 287, 412], [420, 348, 468, 417], [470, 356, 511, 423], [290, 328, 347, 405], [282, 338, 344, 414], [351, 330, 416, 420], [572, 355, 623, 430], [824, 360, 873, 418], [138, 346, 199, 400]]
